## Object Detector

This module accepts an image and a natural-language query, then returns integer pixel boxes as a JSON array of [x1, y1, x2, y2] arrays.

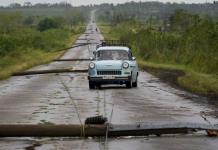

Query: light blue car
[[88, 42, 139, 89]]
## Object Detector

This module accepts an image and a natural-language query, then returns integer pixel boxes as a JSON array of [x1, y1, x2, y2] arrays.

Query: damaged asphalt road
[[0, 19, 218, 149]]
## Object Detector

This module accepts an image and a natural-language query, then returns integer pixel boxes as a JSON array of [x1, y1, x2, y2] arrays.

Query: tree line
[[2, 2, 76, 8], [0, 8, 89, 56], [97, 7, 218, 74], [97, 1, 218, 24]]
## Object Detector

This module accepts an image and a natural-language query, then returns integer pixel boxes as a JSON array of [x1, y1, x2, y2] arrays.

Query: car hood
[[94, 60, 124, 70]]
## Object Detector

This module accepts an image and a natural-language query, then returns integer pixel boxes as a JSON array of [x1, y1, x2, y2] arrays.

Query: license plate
[[103, 76, 115, 79]]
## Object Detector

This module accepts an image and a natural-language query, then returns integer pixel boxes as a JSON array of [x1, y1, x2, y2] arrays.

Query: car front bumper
[[88, 76, 131, 84]]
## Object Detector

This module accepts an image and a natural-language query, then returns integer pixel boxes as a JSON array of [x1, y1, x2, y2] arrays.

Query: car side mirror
[[90, 57, 94, 60], [132, 57, 136, 61]]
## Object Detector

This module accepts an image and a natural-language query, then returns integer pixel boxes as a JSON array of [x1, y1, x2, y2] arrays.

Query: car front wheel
[[132, 77, 138, 87], [126, 79, 132, 88], [89, 81, 95, 89]]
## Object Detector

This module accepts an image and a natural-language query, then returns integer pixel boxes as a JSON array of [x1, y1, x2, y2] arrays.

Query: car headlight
[[89, 62, 95, 69], [123, 62, 129, 69]]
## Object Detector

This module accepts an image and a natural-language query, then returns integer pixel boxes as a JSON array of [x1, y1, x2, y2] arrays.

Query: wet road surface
[[0, 15, 218, 149]]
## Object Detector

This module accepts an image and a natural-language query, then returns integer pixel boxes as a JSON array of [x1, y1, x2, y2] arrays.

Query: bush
[[0, 36, 15, 55], [106, 15, 218, 74], [23, 16, 35, 25], [37, 17, 61, 31]]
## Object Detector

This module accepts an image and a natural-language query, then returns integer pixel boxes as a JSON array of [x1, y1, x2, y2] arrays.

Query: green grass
[[0, 8, 82, 17], [138, 60, 218, 96], [0, 50, 63, 79], [98, 23, 119, 40], [0, 26, 83, 80], [178, 71, 218, 96], [99, 22, 218, 97]]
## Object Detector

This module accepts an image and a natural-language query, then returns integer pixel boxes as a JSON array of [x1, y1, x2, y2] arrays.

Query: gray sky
[[0, 0, 214, 6]]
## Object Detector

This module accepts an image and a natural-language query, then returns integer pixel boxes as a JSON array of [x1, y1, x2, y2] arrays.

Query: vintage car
[[88, 41, 139, 89]]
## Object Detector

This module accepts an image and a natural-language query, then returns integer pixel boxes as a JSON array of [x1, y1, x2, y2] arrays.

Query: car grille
[[97, 70, 122, 75]]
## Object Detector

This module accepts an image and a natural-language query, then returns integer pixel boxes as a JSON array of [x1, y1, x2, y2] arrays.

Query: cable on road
[[58, 75, 85, 137], [102, 89, 115, 149], [105, 103, 114, 143], [97, 89, 115, 150], [200, 111, 213, 125], [103, 90, 107, 117]]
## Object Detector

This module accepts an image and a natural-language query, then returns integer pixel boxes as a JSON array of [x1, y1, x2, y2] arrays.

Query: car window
[[96, 50, 130, 60]]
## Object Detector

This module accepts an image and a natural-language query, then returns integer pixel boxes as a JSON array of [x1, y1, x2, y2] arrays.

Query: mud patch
[[143, 66, 218, 100], [202, 111, 218, 118], [143, 66, 185, 88]]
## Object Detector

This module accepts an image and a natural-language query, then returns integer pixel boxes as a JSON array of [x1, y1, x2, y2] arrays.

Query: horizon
[[0, 0, 215, 7]]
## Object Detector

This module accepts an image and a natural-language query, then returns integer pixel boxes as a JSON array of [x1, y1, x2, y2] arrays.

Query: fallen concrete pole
[[55, 43, 90, 52], [0, 123, 217, 137], [0, 124, 106, 137], [75, 42, 98, 45], [55, 42, 99, 52], [78, 38, 95, 41], [110, 123, 218, 137], [12, 69, 88, 76], [84, 33, 92, 35], [53, 59, 90, 62]]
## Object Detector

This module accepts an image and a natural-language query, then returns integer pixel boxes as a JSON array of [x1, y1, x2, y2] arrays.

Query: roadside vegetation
[[0, 3, 89, 79], [97, 4, 218, 97]]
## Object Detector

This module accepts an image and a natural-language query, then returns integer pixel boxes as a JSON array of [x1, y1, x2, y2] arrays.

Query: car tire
[[126, 79, 132, 88], [97, 84, 101, 89], [89, 81, 95, 89], [132, 77, 138, 87]]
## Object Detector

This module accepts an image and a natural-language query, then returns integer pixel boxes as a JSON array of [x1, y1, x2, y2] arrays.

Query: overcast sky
[[0, 0, 214, 6]]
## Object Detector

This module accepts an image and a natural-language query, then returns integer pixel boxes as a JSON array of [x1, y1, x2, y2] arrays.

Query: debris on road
[[207, 129, 218, 137], [12, 68, 88, 76], [85, 116, 108, 125]]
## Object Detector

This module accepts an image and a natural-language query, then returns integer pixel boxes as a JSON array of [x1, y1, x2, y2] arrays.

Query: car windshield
[[96, 50, 129, 60]]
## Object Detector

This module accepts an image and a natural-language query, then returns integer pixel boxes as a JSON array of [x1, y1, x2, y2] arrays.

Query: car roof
[[96, 46, 130, 52]]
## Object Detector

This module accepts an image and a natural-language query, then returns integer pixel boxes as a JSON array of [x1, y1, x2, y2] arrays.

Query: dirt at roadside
[[143, 66, 218, 100]]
